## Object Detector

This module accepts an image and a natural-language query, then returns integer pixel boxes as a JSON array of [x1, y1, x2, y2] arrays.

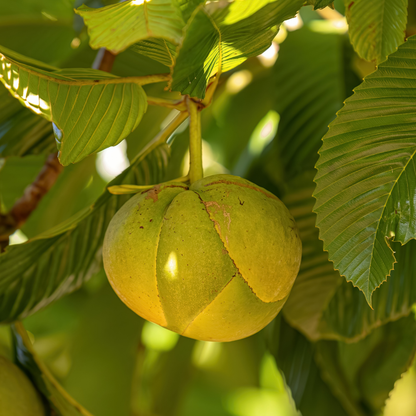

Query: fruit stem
[[186, 97, 203, 184]]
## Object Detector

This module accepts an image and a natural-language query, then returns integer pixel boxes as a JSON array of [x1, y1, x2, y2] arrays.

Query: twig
[[0, 48, 117, 251]]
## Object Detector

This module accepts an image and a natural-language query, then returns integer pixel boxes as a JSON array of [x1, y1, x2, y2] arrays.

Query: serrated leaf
[[11, 322, 93, 416], [344, 0, 408, 63], [314, 35, 416, 304], [170, 0, 304, 98], [0, 46, 148, 165], [285, 172, 416, 342], [76, 0, 185, 54], [0, 144, 170, 323]]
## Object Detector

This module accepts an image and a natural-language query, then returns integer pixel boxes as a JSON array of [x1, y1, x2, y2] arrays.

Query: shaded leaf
[[344, 0, 408, 63], [170, 0, 304, 98], [76, 0, 184, 54], [0, 87, 55, 158], [63, 277, 144, 416], [270, 25, 355, 182], [314, 35, 416, 303], [0, 155, 46, 212], [132, 38, 177, 67], [0, 144, 170, 323], [11, 321, 93, 416], [269, 318, 351, 416], [0, 46, 147, 165]]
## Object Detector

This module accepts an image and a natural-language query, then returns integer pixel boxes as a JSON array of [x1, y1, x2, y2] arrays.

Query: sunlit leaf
[[0, 46, 148, 165], [344, 0, 408, 63], [170, 0, 304, 98], [76, 0, 185, 54], [11, 322, 93, 416], [0, 144, 170, 323], [314, 35, 416, 304]]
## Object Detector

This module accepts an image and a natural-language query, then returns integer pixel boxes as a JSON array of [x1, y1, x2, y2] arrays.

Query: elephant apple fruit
[[103, 174, 302, 342]]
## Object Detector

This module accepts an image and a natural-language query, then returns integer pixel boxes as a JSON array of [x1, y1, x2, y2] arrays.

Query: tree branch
[[0, 48, 117, 250]]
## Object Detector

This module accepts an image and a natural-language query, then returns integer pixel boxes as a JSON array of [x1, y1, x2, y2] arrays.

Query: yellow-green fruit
[[103, 174, 302, 342], [0, 355, 46, 416]]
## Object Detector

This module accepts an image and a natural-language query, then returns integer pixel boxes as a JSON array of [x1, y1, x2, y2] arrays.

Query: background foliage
[[1, 0, 416, 415]]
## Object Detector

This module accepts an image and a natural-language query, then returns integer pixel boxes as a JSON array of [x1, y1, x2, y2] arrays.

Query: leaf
[[132, 38, 177, 67], [0, 155, 46, 212], [313, 35, 416, 304], [63, 278, 144, 416], [0, 46, 148, 165], [170, 0, 304, 98], [315, 316, 416, 413], [284, 171, 416, 342], [270, 25, 355, 182], [305, 0, 334, 9], [344, 0, 408, 63], [76, 0, 185, 55], [269, 318, 351, 416], [0, 144, 170, 323], [11, 322, 93, 416], [0, 87, 56, 158]]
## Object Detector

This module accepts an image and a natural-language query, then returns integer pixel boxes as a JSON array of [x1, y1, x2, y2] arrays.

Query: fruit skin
[[0, 355, 46, 416], [103, 174, 302, 342]]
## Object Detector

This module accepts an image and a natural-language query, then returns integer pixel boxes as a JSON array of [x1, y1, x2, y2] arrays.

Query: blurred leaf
[[63, 276, 144, 416], [0, 144, 170, 323], [315, 316, 416, 413], [21, 155, 106, 239], [314, 35, 416, 304], [270, 25, 358, 183], [76, 1, 184, 54], [170, 0, 304, 98], [150, 336, 195, 416], [0, 0, 76, 65], [269, 318, 351, 416], [283, 171, 416, 342], [344, 0, 407, 63], [0, 46, 148, 165], [0, 155, 46, 212], [305, 0, 334, 8], [11, 321, 93, 416]]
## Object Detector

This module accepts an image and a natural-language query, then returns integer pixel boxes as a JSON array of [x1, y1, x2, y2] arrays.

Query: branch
[[0, 48, 117, 250]]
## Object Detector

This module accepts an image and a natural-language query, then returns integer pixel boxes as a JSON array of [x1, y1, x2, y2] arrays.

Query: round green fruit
[[0, 355, 46, 416], [103, 174, 302, 342]]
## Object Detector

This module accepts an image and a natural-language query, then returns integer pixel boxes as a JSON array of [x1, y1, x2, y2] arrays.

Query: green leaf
[[0, 144, 170, 323], [0, 46, 148, 165], [0, 88, 55, 158], [344, 0, 408, 63], [269, 318, 350, 416], [0, 155, 46, 212], [76, 0, 185, 54], [313, 35, 416, 304], [270, 26, 354, 182], [315, 316, 416, 413], [170, 0, 304, 98], [305, 0, 334, 9], [132, 38, 177, 67], [284, 171, 416, 342], [11, 322, 93, 416], [63, 278, 144, 416]]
